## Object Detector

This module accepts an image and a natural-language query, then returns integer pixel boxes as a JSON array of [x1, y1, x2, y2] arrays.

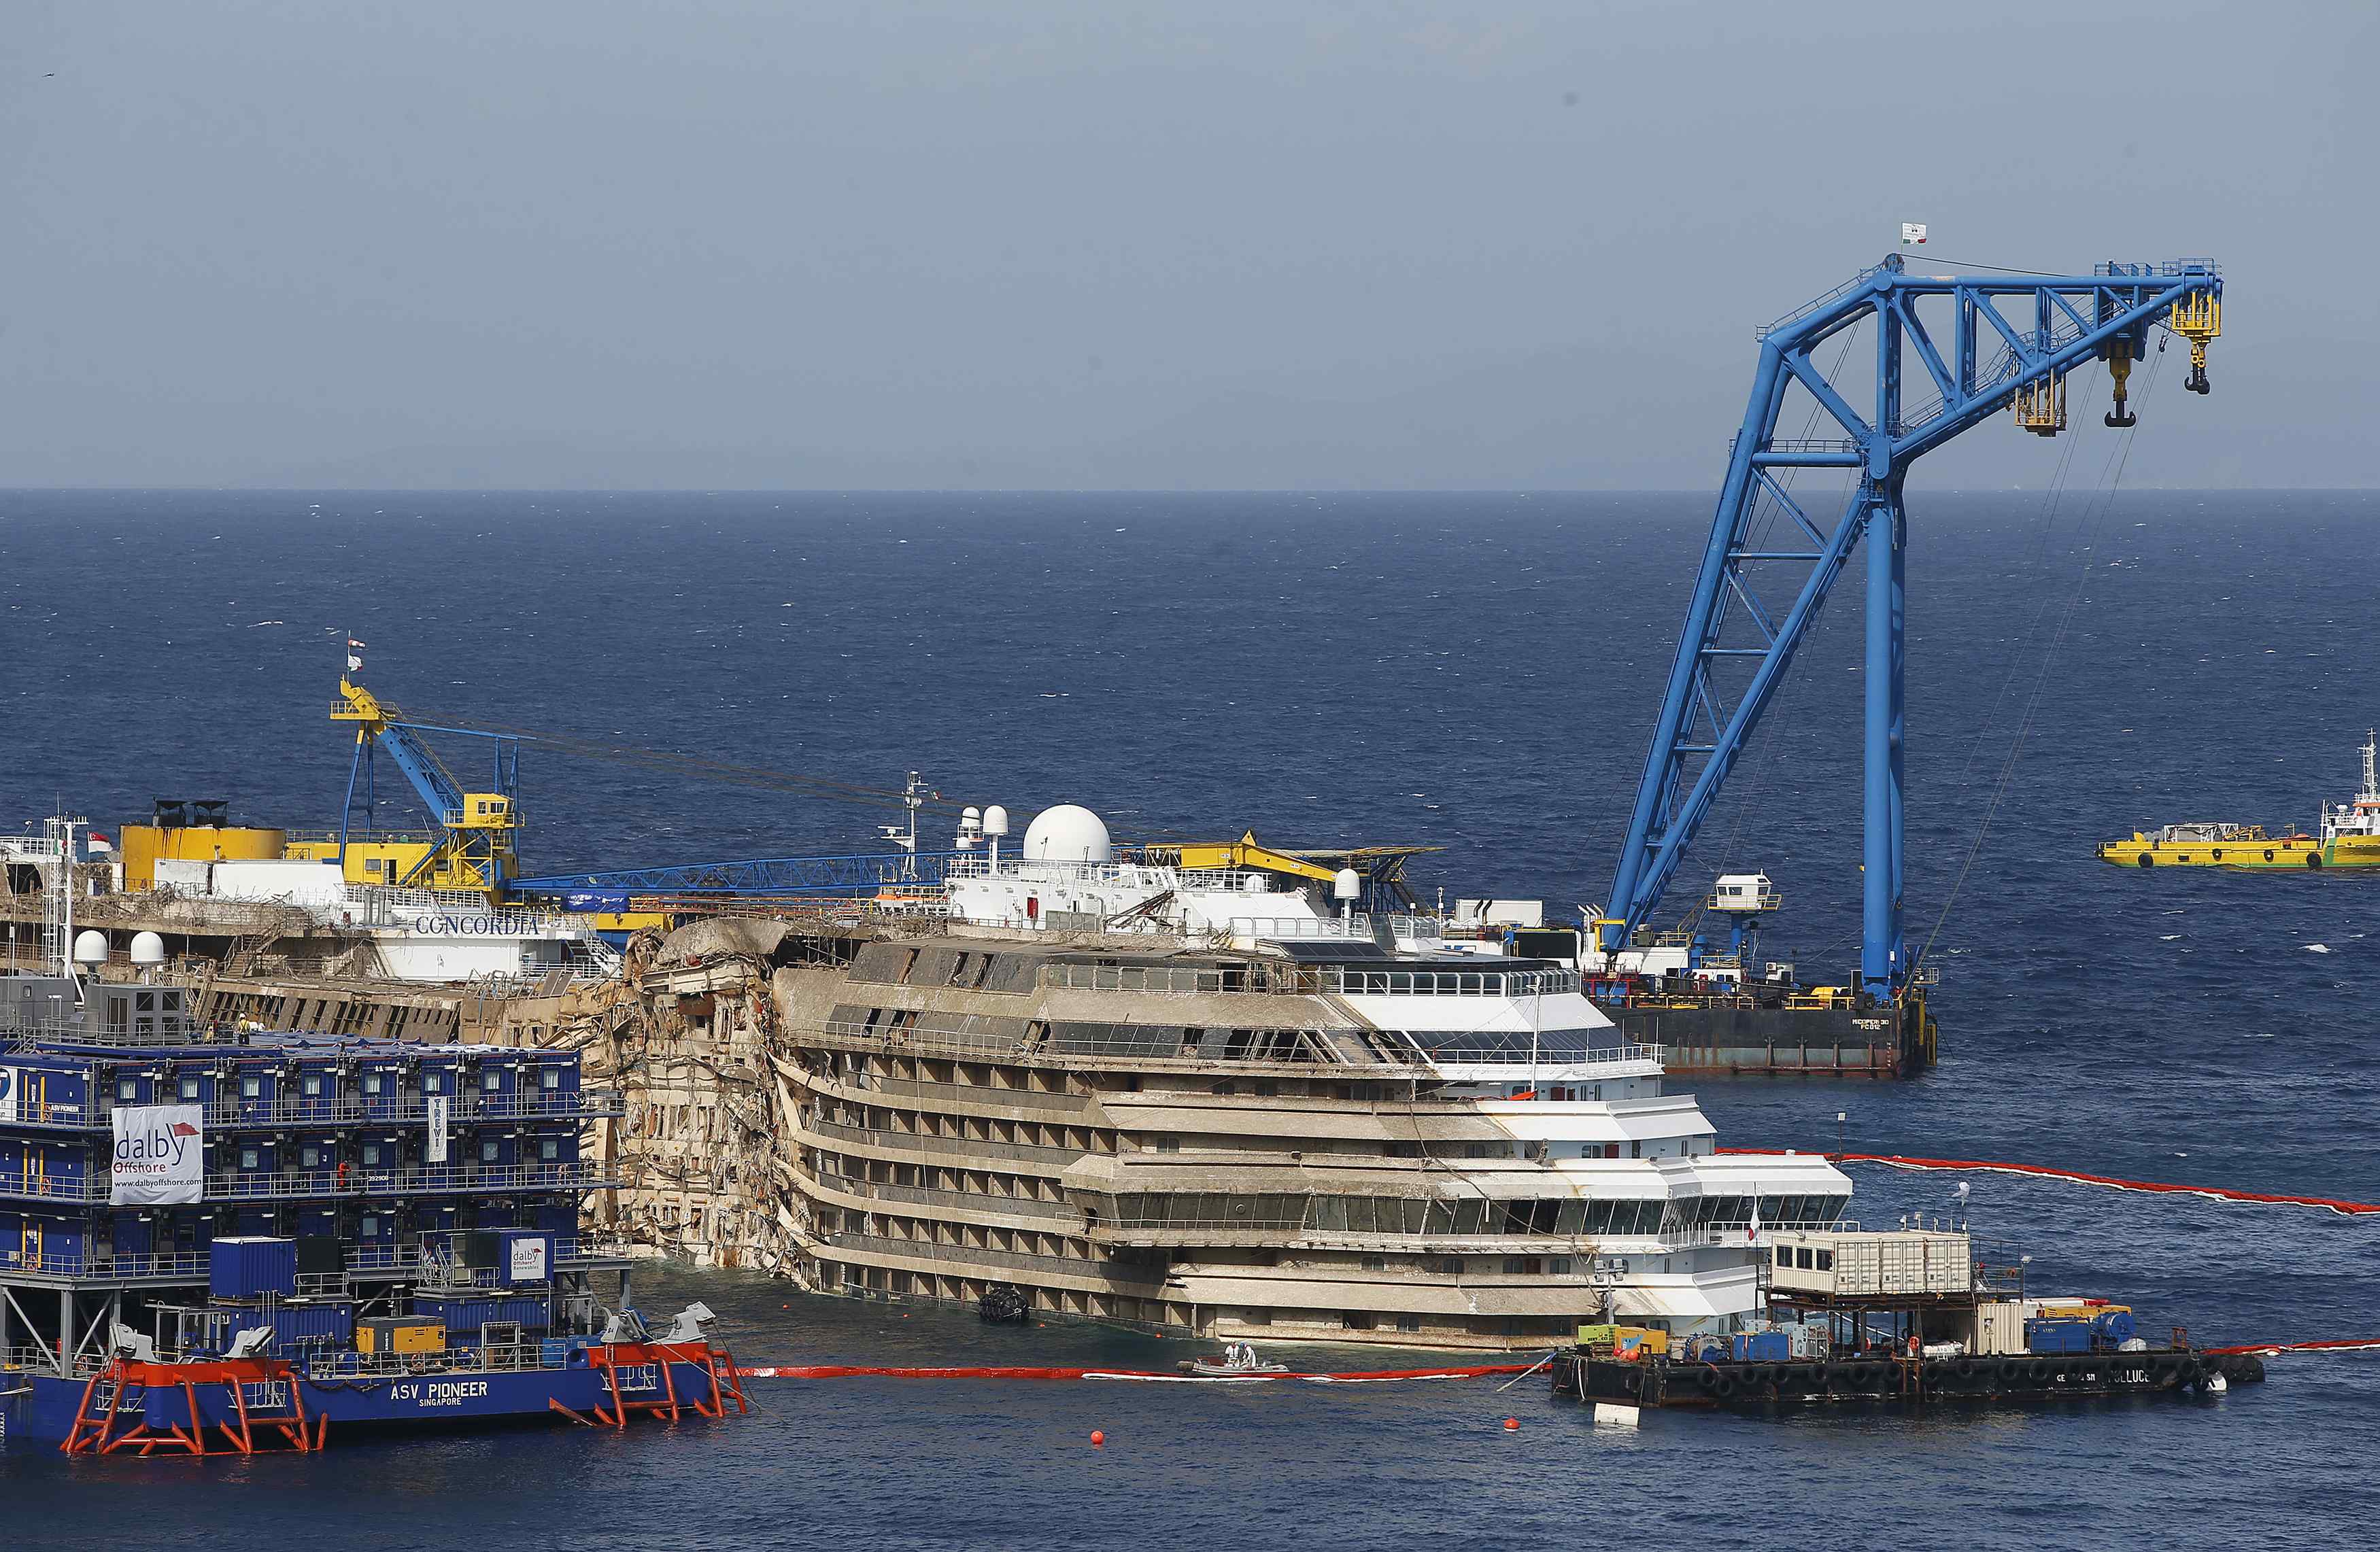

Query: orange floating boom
[[1717, 1149, 2380, 1217]]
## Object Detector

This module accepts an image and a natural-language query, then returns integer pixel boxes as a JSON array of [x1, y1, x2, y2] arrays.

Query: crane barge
[[1584, 253, 2224, 1071]]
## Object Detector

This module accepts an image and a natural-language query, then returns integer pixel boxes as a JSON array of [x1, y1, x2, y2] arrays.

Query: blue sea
[[2, 489, 2374, 1549]]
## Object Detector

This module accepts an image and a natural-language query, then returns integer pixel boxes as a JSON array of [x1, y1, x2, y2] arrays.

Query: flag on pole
[[347, 637, 368, 648], [1746, 1199, 1762, 1244], [1901, 222, 1928, 246], [346, 655, 363, 671]]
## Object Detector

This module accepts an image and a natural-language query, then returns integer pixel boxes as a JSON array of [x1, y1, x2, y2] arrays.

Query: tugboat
[[2098, 731, 2380, 870]]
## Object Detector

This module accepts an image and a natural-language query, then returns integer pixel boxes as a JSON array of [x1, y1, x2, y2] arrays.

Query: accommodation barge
[[0, 927, 741, 1452]]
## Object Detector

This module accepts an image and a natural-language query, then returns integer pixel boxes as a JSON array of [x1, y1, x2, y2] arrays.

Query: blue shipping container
[[210, 1237, 298, 1300], [2027, 1318, 2095, 1354], [413, 1295, 551, 1337], [226, 1301, 356, 1356]]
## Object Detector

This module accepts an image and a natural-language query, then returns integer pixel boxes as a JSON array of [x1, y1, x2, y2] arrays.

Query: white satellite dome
[[982, 804, 1010, 838], [1333, 867, 1363, 902], [1021, 804, 1111, 864], [130, 931, 167, 966], [73, 929, 109, 965]]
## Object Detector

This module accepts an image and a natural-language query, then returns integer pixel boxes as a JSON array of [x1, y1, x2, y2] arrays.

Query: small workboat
[[1180, 1342, 1289, 1378]]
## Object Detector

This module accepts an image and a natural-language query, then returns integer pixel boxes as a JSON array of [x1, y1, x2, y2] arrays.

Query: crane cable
[[1912, 349, 2166, 975], [388, 705, 968, 818]]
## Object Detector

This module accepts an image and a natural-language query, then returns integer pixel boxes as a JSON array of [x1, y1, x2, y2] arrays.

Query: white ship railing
[[1038, 963, 1327, 997], [1330, 965, 1582, 997], [1232, 916, 1370, 940], [1423, 1041, 1661, 1073], [941, 856, 1176, 887], [0, 1249, 214, 1280], [30, 1089, 624, 1130], [0, 1161, 626, 1205]]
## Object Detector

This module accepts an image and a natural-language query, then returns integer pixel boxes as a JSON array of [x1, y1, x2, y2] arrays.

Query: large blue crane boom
[[1600, 254, 2223, 995]]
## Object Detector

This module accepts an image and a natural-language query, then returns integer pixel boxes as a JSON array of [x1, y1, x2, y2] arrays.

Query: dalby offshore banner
[[113, 1105, 205, 1205]]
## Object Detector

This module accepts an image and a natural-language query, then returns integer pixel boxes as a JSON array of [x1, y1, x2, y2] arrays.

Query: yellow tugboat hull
[[2098, 833, 2380, 869]]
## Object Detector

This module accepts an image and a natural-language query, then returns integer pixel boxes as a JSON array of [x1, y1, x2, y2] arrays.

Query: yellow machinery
[[2011, 374, 2067, 436], [116, 801, 287, 890], [1155, 832, 1341, 884], [356, 1316, 445, 1356], [320, 674, 521, 896], [2170, 283, 2221, 394]]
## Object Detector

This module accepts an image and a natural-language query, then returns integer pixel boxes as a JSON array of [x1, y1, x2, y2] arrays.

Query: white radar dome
[[130, 931, 167, 966], [983, 805, 1010, 838], [1333, 867, 1363, 901], [73, 930, 109, 965], [1022, 804, 1111, 864]]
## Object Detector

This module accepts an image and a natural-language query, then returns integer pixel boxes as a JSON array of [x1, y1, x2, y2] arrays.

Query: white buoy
[[1592, 1402, 1641, 1428]]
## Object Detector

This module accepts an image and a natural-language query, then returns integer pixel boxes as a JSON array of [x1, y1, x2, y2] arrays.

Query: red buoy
[[1503, 1417, 1519, 1431], [1090, 1430, 1106, 1447]]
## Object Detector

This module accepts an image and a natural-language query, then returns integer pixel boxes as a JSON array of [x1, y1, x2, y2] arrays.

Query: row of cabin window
[[116, 1067, 564, 1102], [1688, 1194, 1850, 1228], [1357, 1254, 1578, 1275], [233, 1137, 569, 1170], [1101, 1192, 1673, 1238]]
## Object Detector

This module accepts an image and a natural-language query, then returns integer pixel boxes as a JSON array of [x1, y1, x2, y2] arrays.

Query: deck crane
[[326, 672, 522, 894], [1598, 254, 2223, 997]]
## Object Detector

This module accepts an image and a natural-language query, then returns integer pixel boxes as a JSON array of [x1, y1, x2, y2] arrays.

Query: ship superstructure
[[646, 801, 1851, 1350]]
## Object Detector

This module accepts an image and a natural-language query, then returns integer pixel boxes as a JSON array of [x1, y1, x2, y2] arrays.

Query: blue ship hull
[[4, 1358, 734, 1449]]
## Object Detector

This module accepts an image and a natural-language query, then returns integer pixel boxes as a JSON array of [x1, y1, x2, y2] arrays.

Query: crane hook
[[2105, 352, 2137, 428]]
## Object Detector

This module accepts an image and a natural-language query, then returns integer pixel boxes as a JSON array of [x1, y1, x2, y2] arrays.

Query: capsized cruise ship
[[634, 801, 1851, 1350]]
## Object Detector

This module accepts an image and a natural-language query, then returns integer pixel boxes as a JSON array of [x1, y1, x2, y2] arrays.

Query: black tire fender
[[2137, 854, 2154, 868]]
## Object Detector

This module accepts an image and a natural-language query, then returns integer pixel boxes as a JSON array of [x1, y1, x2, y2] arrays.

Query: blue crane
[[1599, 254, 2223, 995]]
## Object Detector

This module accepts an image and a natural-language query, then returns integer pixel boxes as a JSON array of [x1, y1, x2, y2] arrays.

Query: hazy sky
[[5, 1, 2373, 489]]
